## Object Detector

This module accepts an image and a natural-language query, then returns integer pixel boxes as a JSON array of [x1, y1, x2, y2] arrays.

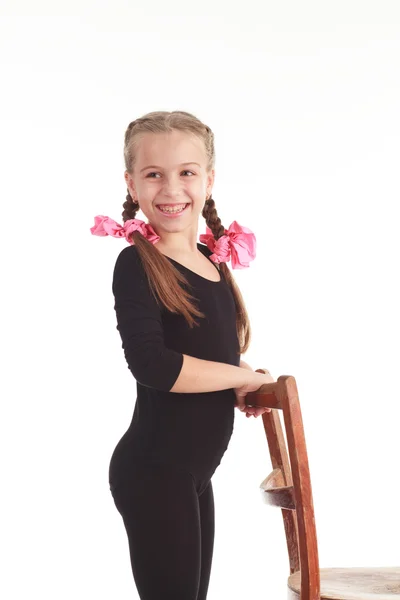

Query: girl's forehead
[[138, 130, 202, 149], [135, 133, 207, 165]]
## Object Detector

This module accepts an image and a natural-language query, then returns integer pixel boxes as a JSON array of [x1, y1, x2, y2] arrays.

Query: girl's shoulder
[[112, 244, 148, 296], [114, 243, 143, 271]]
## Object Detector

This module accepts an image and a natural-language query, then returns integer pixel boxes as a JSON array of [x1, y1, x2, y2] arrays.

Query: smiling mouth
[[156, 203, 190, 214]]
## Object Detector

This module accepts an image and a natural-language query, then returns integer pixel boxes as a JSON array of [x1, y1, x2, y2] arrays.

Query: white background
[[1, 1, 399, 598]]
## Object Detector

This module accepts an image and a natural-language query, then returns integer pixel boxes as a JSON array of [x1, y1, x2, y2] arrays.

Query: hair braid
[[122, 190, 139, 223], [201, 195, 226, 239]]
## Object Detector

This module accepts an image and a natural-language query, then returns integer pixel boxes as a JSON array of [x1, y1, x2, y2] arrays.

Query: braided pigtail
[[202, 195, 251, 354], [122, 188, 139, 222]]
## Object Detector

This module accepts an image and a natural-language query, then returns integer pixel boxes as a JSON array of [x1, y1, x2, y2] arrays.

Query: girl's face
[[125, 130, 214, 238]]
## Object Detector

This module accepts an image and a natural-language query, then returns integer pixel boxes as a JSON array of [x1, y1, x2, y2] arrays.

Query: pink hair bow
[[199, 220, 256, 269], [90, 215, 161, 245]]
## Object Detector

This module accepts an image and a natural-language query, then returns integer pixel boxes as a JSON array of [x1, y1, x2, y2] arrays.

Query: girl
[[91, 110, 274, 600]]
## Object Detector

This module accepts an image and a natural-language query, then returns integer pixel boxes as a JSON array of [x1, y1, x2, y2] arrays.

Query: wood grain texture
[[288, 567, 400, 599], [248, 373, 320, 596], [248, 374, 400, 600]]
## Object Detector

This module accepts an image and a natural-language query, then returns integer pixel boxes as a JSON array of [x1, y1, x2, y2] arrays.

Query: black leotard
[[108, 242, 240, 495]]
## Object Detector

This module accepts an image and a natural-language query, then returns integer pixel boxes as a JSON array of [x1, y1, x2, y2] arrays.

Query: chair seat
[[287, 567, 400, 599]]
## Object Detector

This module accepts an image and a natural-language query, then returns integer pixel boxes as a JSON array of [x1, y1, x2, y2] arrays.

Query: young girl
[[91, 110, 274, 600]]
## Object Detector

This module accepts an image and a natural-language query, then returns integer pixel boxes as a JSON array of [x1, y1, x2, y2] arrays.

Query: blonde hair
[[121, 110, 251, 355]]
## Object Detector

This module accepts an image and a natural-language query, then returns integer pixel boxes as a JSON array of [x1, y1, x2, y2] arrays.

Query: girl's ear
[[124, 171, 136, 197]]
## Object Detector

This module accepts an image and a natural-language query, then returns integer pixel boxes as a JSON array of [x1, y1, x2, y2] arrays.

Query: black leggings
[[110, 461, 215, 600]]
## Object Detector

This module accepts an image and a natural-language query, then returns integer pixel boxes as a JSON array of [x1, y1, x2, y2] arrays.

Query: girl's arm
[[239, 359, 254, 371], [113, 246, 264, 394], [170, 354, 266, 394]]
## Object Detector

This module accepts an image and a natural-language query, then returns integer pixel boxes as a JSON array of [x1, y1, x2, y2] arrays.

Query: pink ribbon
[[90, 216, 256, 269], [199, 220, 256, 269], [90, 215, 161, 245]]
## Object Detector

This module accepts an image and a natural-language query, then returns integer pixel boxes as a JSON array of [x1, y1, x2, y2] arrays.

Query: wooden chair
[[246, 371, 400, 600]]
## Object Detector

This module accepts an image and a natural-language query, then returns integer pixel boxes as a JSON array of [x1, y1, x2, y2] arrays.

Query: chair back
[[247, 372, 320, 600]]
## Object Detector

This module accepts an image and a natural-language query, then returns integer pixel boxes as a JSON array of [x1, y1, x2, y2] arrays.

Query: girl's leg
[[111, 462, 204, 600], [196, 479, 215, 600]]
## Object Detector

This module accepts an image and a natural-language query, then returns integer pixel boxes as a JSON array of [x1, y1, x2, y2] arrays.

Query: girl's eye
[[146, 170, 195, 178]]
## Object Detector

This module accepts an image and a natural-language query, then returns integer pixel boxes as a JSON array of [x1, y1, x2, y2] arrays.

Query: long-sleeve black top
[[109, 242, 241, 491]]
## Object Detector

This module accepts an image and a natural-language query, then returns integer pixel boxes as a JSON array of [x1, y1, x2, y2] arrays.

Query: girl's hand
[[243, 404, 271, 418], [234, 362, 274, 418]]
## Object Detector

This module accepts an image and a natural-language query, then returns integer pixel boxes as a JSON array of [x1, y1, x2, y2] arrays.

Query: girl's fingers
[[243, 406, 272, 418]]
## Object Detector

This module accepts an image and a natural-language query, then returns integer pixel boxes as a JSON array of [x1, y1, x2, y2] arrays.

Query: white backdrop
[[1, 1, 399, 598]]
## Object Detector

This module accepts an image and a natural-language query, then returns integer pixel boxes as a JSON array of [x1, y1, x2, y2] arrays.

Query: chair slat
[[260, 468, 296, 510], [261, 486, 296, 510], [256, 379, 301, 574], [262, 467, 286, 488]]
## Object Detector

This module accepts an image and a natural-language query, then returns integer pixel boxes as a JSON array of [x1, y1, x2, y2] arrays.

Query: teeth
[[158, 204, 187, 213]]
